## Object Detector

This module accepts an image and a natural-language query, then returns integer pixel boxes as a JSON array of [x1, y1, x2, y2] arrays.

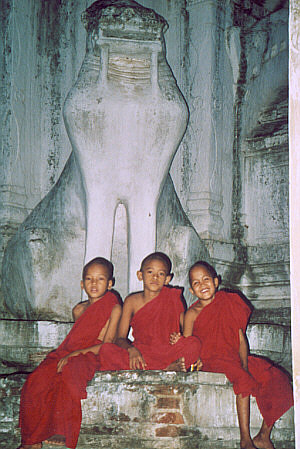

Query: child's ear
[[137, 270, 143, 281], [189, 287, 194, 295], [107, 279, 113, 290], [164, 273, 173, 285], [214, 276, 219, 289], [80, 280, 84, 290]]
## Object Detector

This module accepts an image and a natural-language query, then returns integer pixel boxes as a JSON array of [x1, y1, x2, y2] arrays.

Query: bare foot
[[43, 435, 66, 446], [164, 357, 186, 372], [253, 434, 275, 449], [240, 440, 257, 449]]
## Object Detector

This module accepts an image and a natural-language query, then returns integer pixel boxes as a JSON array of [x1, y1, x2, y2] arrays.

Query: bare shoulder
[[111, 303, 122, 316], [187, 303, 201, 319], [124, 292, 142, 306], [123, 291, 144, 315], [72, 300, 89, 321]]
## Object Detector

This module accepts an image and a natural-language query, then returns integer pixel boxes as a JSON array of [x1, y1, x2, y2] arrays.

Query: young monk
[[171, 261, 293, 449], [18, 257, 122, 449], [99, 252, 201, 372]]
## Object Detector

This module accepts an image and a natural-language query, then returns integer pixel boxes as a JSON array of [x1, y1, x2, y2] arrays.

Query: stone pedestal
[[0, 371, 294, 449]]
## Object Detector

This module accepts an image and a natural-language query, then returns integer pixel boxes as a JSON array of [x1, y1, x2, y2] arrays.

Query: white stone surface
[[241, 9, 288, 140], [0, 318, 291, 375], [80, 370, 294, 448], [2, 1, 190, 318], [289, 1, 300, 447], [0, 0, 292, 396], [0, 319, 72, 372], [63, 2, 188, 291]]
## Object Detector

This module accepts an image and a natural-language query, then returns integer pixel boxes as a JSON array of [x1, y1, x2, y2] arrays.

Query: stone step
[[0, 371, 294, 449], [0, 319, 292, 374], [78, 371, 294, 449]]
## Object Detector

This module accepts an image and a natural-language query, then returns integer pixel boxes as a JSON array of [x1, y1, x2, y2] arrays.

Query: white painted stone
[[0, 317, 290, 375], [240, 9, 288, 140], [2, 0, 189, 318], [0, 3, 293, 422], [170, 0, 235, 241], [2, 154, 86, 320], [79, 371, 294, 448], [225, 25, 241, 96], [0, 0, 88, 317], [0, 370, 294, 449], [247, 323, 292, 373], [289, 1, 300, 447], [64, 0, 188, 292], [0, 319, 72, 372]]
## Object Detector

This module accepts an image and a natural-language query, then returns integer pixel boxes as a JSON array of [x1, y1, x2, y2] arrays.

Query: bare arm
[[57, 343, 102, 373], [102, 304, 122, 343], [183, 308, 203, 370], [169, 311, 185, 345], [57, 304, 122, 373], [115, 296, 147, 370], [183, 308, 197, 337], [238, 328, 249, 371], [115, 296, 134, 349], [72, 301, 88, 321], [179, 311, 184, 333]]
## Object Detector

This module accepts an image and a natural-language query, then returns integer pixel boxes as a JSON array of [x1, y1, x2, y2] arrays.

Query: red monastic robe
[[19, 291, 119, 449], [99, 286, 201, 370], [192, 290, 293, 426]]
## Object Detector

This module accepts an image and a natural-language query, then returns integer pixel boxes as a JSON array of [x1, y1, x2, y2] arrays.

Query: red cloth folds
[[19, 291, 119, 449], [192, 290, 293, 426], [99, 286, 201, 370]]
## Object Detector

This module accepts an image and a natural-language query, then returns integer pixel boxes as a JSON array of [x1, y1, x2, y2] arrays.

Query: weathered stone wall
[[0, 316, 292, 375], [0, 0, 88, 316], [289, 0, 300, 445], [236, 6, 289, 310], [0, 371, 294, 449], [0, 1, 293, 446], [0, 0, 290, 314]]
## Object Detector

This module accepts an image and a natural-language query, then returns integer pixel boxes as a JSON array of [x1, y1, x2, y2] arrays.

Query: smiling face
[[81, 263, 113, 302], [137, 258, 171, 295], [189, 265, 219, 304]]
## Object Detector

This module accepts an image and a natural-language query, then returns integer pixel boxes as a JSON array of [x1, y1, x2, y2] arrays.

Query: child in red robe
[[99, 252, 201, 372], [18, 257, 122, 449], [171, 260, 293, 449]]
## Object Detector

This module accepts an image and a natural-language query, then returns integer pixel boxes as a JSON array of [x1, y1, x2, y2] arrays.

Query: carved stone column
[[0, 1, 29, 264], [172, 0, 235, 240]]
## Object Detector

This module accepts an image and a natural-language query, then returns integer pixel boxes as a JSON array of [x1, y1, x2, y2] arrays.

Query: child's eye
[[159, 272, 165, 276]]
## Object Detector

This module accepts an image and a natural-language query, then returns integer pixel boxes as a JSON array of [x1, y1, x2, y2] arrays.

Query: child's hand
[[169, 332, 181, 345], [57, 355, 71, 373], [128, 347, 147, 370], [57, 350, 80, 373]]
